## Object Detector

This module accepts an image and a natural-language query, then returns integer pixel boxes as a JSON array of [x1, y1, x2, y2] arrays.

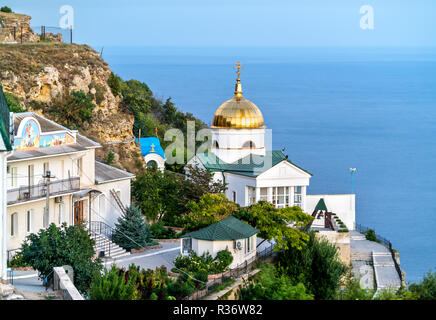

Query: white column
[[267, 187, 273, 205], [255, 187, 260, 204], [302, 186, 307, 212]]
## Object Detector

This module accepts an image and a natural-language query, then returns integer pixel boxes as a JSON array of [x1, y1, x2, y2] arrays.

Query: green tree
[[337, 272, 375, 300], [184, 164, 227, 201], [183, 193, 239, 232], [408, 270, 436, 300], [239, 264, 314, 300], [233, 202, 313, 251], [112, 205, 152, 251], [90, 265, 139, 300], [4, 92, 26, 113], [20, 223, 102, 294], [108, 72, 122, 97], [277, 231, 347, 300], [0, 6, 12, 13], [104, 151, 115, 165]]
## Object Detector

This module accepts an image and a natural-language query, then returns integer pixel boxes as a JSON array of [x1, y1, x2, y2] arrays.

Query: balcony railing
[[7, 177, 80, 205]]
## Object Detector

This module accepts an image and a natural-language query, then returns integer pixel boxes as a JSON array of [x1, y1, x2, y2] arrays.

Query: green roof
[[0, 85, 12, 152], [195, 150, 312, 177], [314, 198, 328, 211], [182, 216, 259, 241]]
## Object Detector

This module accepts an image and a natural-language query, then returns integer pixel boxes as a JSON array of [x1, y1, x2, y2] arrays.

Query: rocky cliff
[[0, 43, 144, 173]]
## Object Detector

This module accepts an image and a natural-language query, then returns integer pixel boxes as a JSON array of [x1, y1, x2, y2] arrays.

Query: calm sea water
[[101, 46, 436, 283]]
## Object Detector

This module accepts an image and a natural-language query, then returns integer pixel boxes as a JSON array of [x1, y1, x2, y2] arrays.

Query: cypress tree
[[113, 205, 151, 251]]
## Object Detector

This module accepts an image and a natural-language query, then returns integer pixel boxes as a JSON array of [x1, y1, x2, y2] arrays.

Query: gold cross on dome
[[150, 143, 156, 152], [233, 61, 244, 78]]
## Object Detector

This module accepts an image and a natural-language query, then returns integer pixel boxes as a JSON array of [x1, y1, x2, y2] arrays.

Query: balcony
[[7, 177, 80, 205]]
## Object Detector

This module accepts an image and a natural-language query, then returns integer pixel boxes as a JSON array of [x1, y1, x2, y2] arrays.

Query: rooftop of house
[[193, 150, 312, 178], [94, 160, 135, 184], [8, 112, 101, 162], [135, 137, 165, 159], [182, 216, 259, 241]]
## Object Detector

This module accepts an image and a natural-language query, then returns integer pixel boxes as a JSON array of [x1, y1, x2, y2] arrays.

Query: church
[[187, 62, 356, 230]]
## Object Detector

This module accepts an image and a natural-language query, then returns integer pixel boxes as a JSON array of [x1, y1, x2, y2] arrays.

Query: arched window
[[242, 141, 256, 148], [147, 160, 158, 169], [212, 140, 219, 148]]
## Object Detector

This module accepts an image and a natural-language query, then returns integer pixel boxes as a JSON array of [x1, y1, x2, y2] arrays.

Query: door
[[73, 200, 84, 225]]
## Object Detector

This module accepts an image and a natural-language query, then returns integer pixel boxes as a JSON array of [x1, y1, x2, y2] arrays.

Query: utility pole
[[349, 168, 357, 194], [43, 170, 55, 226]]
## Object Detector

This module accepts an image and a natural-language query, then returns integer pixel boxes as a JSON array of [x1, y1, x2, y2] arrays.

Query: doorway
[[73, 200, 84, 225]]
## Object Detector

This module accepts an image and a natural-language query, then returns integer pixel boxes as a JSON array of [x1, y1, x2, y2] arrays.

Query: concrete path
[[350, 231, 401, 291]]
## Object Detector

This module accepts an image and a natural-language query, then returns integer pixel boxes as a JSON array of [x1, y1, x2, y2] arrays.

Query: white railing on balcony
[[7, 177, 80, 205]]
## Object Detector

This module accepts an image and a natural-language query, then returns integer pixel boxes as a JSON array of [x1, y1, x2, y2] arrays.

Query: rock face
[[0, 12, 40, 44], [0, 43, 144, 174]]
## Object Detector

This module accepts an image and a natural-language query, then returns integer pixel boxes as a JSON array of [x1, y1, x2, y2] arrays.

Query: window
[[260, 188, 268, 201], [43, 207, 49, 228], [232, 191, 237, 202], [242, 141, 256, 148], [58, 203, 66, 224], [28, 164, 34, 186], [294, 186, 302, 207], [245, 236, 254, 254], [10, 213, 18, 236], [247, 187, 256, 205], [26, 210, 32, 233], [146, 160, 157, 169], [11, 167, 17, 187], [182, 238, 192, 255]]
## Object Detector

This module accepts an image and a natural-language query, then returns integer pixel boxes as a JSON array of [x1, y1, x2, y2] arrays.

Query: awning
[[72, 189, 102, 200]]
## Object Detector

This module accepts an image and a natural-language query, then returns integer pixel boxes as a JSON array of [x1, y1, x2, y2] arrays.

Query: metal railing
[[184, 243, 276, 300], [89, 221, 115, 258], [7, 177, 80, 205], [356, 223, 403, 284]]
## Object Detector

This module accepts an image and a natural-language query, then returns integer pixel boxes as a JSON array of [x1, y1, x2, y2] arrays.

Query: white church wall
[[143, 153, 165, 171], [211, 128, 265, 163], [306, 194, 356, 230], [224, 173, 256, 206], [256, 160, 311, 187]]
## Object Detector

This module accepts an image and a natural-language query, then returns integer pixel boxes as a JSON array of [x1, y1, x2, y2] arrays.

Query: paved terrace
[[350, 230, 401, 291]]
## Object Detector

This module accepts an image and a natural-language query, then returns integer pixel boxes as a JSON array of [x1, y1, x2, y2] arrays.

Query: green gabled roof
[[182, 216, 259, 241], [314, 198, 328, 211], [195, 150, 312, 177], [0, 85, 12, 152]]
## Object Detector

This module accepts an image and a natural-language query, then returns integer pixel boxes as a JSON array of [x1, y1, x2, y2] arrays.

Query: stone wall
[[53, 267, 84, 300], [315, 230, 351, 266]]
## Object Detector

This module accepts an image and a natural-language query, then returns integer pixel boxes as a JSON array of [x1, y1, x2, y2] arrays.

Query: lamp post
[[349, 168, 356, 194]]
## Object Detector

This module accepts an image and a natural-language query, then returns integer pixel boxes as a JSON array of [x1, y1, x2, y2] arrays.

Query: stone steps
[[91, 234, 130, 259]]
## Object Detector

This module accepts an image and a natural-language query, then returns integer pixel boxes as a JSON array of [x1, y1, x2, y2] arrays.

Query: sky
[[3, 0, 436, 47]]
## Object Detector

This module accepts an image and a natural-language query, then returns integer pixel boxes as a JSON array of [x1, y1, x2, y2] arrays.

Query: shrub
[[4, 92, 26, 113], [113, 205, 152, 251], [0, 6, 12, 13], [20, 223, 102, 294], [108, 72, 122, 97], [104, 151, 115, 165], [7, 251, 29, 268], [173, 250, 231, 275], [150, 221, 177, 239], [365, 229, 378, 242], [90, 266, 138, 300], [216, 249, 233, 270], [408, 270, 436, 300]]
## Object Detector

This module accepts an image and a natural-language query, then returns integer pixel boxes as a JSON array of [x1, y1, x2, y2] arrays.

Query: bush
[[90, 266, 138, 300], [7, 251, 29, 268], [20, 223, 102, 294], [150, 221, 177, 239], [108, 72, 122, 97], [216, 249, 233, 270], [173, 250, 232, 275], [365, 229, 378, 242], [0, 6, 12, 13], [408, 270, 436, 300], [104, 151, 115, 165], [4, 92, 26, 113], [113, 205, 152, 251]]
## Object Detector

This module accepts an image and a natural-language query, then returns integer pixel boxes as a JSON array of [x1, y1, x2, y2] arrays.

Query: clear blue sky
[[4, 0, 436, 47]]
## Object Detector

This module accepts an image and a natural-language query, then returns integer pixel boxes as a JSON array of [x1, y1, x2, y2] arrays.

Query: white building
[[0, 86, 13, 280], [188, 63, 355, 230], [5, 112, 135, 257], [181, 216, 259, 269]]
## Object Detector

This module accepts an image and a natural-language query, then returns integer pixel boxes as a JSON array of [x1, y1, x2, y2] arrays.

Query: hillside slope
[[0, 43, 144, 173]]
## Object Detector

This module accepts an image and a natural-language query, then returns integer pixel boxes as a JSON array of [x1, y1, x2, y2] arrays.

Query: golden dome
[[212, 62, 265, 129]]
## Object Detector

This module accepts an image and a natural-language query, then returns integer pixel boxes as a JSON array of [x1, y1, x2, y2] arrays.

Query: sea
[[100, 46, 436, 283]]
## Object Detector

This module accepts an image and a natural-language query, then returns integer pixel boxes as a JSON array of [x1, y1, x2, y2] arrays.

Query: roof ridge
[[95, 160, 135, 177]]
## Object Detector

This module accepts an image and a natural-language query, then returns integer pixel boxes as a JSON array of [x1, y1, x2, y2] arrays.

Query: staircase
[[91, 234, 130, 259], [89, 221, 130, 259]]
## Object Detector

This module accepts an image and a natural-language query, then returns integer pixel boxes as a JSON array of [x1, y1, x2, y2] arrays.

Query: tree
[[0, 6, 12, 13], [112, 205, 152, 251], [277, 231, 347, 300], [337, 271, 375, 300], [108, 72, 122, 97], [408, 270, 436, 300], [182, 193, 239, 232], [104, 151, 115, 165], [184, 164, 227, 201], [239, 264, 314, 300], [233, 202, 313, 251], [4, 92, 26, 113], [90, 266, 139, 300], [20, 223, 102, 294]]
